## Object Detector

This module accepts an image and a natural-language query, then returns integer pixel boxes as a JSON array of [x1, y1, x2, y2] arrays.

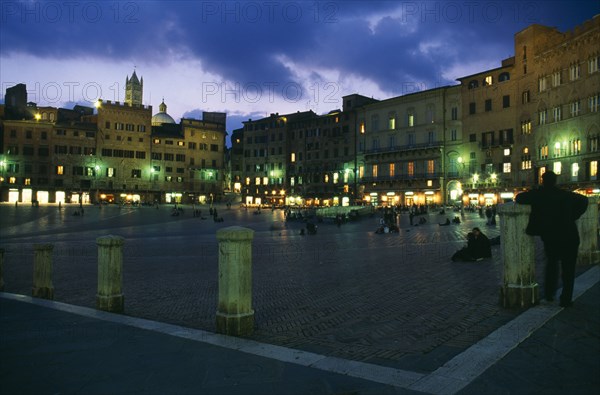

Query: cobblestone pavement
[[1, 203, 594, 373]]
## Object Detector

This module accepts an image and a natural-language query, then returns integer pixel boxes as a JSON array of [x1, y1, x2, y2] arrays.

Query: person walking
[[515, 171, 588, 307]]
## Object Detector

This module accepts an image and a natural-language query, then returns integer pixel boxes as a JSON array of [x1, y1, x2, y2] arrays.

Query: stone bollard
[[0, 248, 4, 292], [498, 203, 539, 308], [96, 236, 124, 313], [577, 196, 599, 265], [216, 226, 255, 336], [32, 244, 54, 299]]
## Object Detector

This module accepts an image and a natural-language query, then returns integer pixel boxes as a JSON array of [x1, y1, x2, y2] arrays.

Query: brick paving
[[1, 203, 594, 373]]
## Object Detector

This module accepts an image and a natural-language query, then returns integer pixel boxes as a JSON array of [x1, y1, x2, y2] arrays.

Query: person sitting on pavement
[[452, 227, 492, 262], [439, 218, 451, 226]]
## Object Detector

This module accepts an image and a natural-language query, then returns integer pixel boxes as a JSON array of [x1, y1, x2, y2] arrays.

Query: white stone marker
[[32, 244, 54, 299], [216, 226, 255, 336], [498, 203, 539, 308], [96, 235, 124, 313], [577, 196, 599, 265]]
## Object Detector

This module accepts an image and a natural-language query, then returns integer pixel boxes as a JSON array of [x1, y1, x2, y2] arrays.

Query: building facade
[[2, 18, 598, 206], [0, 73, 227, 204], [357, 86, 462, 207], [455, 17, 600, 207]]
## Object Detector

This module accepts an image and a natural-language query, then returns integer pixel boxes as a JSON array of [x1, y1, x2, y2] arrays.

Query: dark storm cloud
[[1, 0, 598, 99]]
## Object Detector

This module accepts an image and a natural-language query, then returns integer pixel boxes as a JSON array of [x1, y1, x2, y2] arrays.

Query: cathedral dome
[[152, 99, 176, 125]]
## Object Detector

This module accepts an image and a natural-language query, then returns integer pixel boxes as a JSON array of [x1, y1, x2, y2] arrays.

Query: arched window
[[468, 80, 479, 89], [499, 72, 510, 82]]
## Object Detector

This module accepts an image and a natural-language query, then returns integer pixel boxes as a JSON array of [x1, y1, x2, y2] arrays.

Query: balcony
[[363, 141, 443, 155], [361, 172, 442, 183]]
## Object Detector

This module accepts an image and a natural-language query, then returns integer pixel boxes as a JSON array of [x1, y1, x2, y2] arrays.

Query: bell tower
[[125, 70, 143, 106]]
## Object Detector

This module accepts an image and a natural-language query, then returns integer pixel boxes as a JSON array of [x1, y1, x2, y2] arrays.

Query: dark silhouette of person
[[439, 218, 451, 226], [515, 171, 588, 307], [452, 227, 491, 261], [469, 227, 491, 259]]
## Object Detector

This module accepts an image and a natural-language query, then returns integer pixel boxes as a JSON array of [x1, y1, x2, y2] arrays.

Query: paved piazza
[[0, 202, 570, 372]]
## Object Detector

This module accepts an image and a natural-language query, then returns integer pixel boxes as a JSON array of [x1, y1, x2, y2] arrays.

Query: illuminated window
[[56, 165, 64, 175], [408, 162, 414, 177], [554, 142, 562, 157], [591, 161, 598, 179], [177, 141, 185, 146], [389, 163, 395, 177], [263, 177, 268, 185], [107, 168, 115, 177], [538, 167, 547, 184], [255, 177, 261, 185], [372, 164, 378, 178], [553, 162, 562, 174], [503, 163, 511, 173], [291, 153, 296, 162], [333, 172, 339, 183], [24, 178, 31, 185], [153, 139, 160, 144], [388, 117, 396, 130], [521, 147, 532, 170], [540, 145, 549, 159], [504, 148, 511, 156], [359, 166, 364, 178], [572, 139, 581, 154], [324, 174, 329, 183], [360, 122, 365, 134], [484, 75, 493, 86], [427, 180, 433, 187], [407, 110, 414, 127], [572, 163, 579, 178], [521, 120, 532, 135], [9, 177, 16, 184], [427, 160, 434, 174], [245, 177, 250, 185], [290, 177, 295, 186]]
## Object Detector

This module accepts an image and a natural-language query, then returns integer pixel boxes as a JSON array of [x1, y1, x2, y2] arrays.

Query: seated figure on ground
[[451, 227, 492, 262]]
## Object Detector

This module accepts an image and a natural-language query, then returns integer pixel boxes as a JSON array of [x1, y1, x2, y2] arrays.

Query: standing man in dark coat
[[515, 171, 588, 307]]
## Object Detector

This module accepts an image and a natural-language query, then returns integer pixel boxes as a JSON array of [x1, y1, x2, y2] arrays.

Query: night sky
[[1, 0, 598, 138]]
